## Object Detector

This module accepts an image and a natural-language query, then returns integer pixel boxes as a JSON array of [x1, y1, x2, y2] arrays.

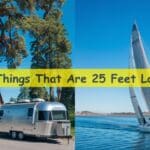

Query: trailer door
[[34, 111, 52, 136]]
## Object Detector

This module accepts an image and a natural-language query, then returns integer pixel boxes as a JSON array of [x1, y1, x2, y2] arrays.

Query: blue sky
[[1, 0, 150, 113], [75, 0, 150, 113]]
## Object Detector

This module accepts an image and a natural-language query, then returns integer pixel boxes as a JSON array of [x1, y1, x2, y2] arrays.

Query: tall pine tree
[[22, 0, 72, 101]]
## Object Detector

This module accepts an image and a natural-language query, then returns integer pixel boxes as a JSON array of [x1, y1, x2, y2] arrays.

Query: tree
[[29, 87, 48, 100], [0, 0, 31, 103], [17, 87, 30, 99], [37, 0, 71, 101], [0, 0, 28, 68], [9, 97, 17, 103], [0, 93, 4, 105], [22, 0, 72, 101], [61, 87, 75, 127]]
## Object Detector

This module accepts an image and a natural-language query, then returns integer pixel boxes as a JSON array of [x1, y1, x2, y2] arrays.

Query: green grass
[[71, 127, 75, 136]]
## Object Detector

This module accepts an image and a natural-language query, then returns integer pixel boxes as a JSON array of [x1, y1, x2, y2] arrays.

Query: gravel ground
[[0, 133, 74, 150]]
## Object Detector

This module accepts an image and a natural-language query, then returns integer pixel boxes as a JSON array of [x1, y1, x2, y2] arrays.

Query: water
[[76, 116, 150, 150]]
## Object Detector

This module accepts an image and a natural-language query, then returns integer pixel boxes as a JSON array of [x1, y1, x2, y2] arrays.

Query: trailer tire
[[18, 132, 24, 140], [11, 131, 17, 139]]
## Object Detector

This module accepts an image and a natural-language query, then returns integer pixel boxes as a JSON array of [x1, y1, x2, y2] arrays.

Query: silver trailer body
[[0, 101, 70, 139]]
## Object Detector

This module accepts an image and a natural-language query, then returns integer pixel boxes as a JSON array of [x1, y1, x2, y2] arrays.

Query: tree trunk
[[0, 92, 4, 105], [57, 87, 62, 101], [50, 87, 54, 101]]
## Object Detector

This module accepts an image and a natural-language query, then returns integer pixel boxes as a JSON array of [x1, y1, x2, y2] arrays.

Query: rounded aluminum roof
[[17, 99, 30, 103], [32, 98, 45, 102], [36, 102, 67, 111]]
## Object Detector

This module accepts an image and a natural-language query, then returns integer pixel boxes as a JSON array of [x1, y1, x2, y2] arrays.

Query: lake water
[[76, 116, 150, 150]]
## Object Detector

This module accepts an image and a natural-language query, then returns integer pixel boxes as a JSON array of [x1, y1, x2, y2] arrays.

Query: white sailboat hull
[[139, 124, 150, 132]]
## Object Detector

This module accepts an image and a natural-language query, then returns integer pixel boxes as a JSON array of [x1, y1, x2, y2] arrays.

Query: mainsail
[[129, 87, 146, 125], [129, 47, 146, 125], [131, 23, 150, 111]]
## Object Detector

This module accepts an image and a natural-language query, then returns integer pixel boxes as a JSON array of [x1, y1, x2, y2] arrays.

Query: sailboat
[[130, 23, 150, 132]]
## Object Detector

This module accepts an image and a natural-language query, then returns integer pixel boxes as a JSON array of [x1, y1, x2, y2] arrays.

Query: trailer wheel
[[18, 132, 24, 140], [11, 131, 17, 139]]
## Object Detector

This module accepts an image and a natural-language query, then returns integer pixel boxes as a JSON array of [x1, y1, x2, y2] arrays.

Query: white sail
[[131, 23, 149, 68], [129, 51, 146, 125], [131, 23, 150, 111], [129, 87, 146, 125]]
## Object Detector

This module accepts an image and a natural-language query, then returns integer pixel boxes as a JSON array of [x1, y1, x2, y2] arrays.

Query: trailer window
[[38, 111, 49, 121], [52, 111, 66, 120], [28, 108, 33, 117], [0, 110, 3, 117]]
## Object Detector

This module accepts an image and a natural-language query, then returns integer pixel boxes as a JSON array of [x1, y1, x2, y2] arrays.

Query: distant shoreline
[[76, 111, 150, 117]]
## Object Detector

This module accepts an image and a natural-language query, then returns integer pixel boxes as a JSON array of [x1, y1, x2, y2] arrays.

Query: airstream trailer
[[0, 99, 70, 140]]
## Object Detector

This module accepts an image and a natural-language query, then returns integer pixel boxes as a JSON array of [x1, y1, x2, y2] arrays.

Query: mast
[[131, 23, 150, 111]]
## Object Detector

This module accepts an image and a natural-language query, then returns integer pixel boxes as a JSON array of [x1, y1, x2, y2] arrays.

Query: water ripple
[[76, 116, 150, 150]]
